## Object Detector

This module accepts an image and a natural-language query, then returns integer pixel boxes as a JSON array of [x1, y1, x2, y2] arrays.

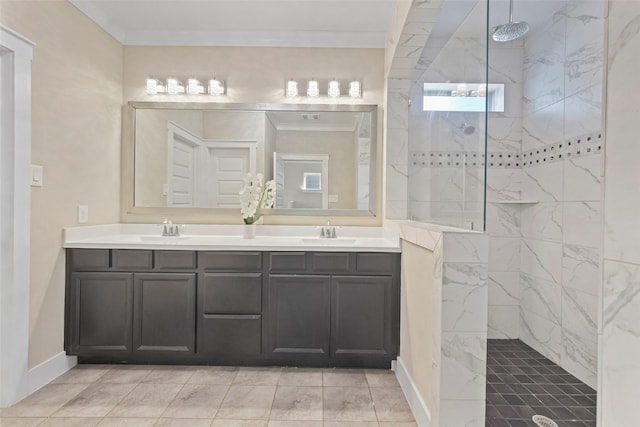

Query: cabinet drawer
[[155, 251, 197, 270], [311, 253, 351, 274], [69, 249, 109, 271], [201, 252, 262, 271], [269, 252, 306, 273], [202, 273, 262, 314], [356, 253, 397, 274], [113, 250, 153, 270], [199, 315, 261, 356]]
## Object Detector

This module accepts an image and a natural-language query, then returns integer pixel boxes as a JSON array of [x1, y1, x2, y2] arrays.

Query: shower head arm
[[509, 0, 514, 23]]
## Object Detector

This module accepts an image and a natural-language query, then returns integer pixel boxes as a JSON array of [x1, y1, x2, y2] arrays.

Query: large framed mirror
[[122, 102, 378, 221]]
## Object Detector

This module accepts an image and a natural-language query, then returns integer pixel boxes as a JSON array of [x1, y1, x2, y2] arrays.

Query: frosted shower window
[[423, 83, 505, 112]]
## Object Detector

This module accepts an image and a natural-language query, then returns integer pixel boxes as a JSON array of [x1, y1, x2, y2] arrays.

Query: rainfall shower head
[[460, 123, 476, 135], [492, 0, 530, 42]]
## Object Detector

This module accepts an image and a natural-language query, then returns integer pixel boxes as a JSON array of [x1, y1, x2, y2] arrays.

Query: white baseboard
[[395, 356, 431, 427], [17, 352, 77, 401]]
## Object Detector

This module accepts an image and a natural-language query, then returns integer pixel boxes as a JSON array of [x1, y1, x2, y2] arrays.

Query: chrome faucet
[[161, 218, 180, 237], [320, 220, 337, 238]]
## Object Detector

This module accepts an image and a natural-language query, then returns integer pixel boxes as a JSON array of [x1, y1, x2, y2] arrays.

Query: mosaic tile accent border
[[409, 131, 602, 169], [522, 131, 602, 167]]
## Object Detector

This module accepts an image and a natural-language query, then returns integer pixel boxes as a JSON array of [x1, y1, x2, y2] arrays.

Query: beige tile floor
[[0, 365, 417, 427]]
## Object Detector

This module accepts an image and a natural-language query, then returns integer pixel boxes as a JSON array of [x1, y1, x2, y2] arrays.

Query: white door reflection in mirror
[[167, 122, 256, 208], [274, 153, 328, 209], [167, 131, 197, 207], [206, 146, 251, 208]]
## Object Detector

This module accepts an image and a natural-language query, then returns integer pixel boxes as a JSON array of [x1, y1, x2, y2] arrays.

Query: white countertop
[[63, 224, 401, 253]]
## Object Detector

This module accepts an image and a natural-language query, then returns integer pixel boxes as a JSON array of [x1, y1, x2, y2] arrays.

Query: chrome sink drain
[[532, 415, 558, 427]]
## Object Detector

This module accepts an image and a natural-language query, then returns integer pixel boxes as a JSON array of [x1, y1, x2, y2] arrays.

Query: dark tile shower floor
[[486, 339, 597, 427]]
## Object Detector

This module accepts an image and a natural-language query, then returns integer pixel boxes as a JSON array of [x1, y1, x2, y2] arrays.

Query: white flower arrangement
[[239, 173, 275, 224]]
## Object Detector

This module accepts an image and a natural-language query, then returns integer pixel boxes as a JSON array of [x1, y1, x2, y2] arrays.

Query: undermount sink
[[137, 236, 192, 243], [300, 238, 359, 245]]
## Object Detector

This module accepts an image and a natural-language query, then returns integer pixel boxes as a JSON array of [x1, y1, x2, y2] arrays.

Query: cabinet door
[[331, 275, 394, 358], [69, 272, 133, 355], [266, 275, 331, 356], [133, 273, 196, 354]]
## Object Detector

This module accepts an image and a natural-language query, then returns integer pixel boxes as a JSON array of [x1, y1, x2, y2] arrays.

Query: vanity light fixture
[[285, 79, 299, 98], [327, 80, 340, 98], [186, 78, 205, 95], [284, 78, 363, 99], [349, 81, 362, 98], [145, 77, 226, 96], [307, 79, 320, 97], [145, 78, 165, 95]]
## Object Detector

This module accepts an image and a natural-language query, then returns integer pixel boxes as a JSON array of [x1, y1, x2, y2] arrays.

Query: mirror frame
[[122, 101, 379, 223]]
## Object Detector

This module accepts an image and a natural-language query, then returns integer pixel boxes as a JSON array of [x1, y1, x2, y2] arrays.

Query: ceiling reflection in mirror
[[133, 104, 377, 215]]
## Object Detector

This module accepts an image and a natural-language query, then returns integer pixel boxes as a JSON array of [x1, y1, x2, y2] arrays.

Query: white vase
[[243, 224, 256, 239]]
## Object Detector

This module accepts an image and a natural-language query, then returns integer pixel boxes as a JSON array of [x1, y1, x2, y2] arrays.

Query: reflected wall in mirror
[[132, 103, 377, 216]]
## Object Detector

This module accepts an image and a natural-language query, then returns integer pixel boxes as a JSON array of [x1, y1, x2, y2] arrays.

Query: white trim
[[18, 352, 77, 399], [0, 25, 34, 407], [395, 356, 432, 427]]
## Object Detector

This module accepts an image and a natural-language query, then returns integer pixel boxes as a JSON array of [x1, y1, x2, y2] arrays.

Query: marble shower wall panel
[[485, 168, 521, 202], [518, 0, 604, 387], [564, 83, 604, 139], [562, 244, 600, 296], [385, 78, 411, 219], [520, 307, 563, 363], [439, 232, 488, 426], [523, 7, 566, 114], [564, 0, 607, 98], [563, 154, 601, 202], [521, 162, 563, 202], [601, 260, 640, 426], [601, 2, 640, 418], [520, 203, 563, 242], [522, 101, 565, 151], [562, 287, 598, 388]]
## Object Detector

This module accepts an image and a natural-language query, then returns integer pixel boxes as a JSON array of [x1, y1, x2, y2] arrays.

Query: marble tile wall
[[395, 222, 488, 427], [601, 1, 640, 425], [486, 38, 525, 341], [386, 0, 605, 391], [518, 0, 605, 390]]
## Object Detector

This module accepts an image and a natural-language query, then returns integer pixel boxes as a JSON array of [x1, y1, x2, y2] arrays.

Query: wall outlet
[[78, 205, 89, 223], [30, 165, 43, 187], [162, 183, 168, 196], [328, 194, 339, 203]]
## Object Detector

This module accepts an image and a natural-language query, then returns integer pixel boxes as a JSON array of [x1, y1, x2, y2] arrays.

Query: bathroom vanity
[[63, 226, 400, 368]]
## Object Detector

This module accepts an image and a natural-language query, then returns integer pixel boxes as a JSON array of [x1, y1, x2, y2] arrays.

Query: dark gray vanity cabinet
[[66, 248, 400, 367], [266, 274, 332, 357], [197, 252, 263, 358], [65, 249, 198, 358], [264, 252, 400, 364], [133, 273, 196, 354], [331, 276, 394, 358], [68, 272, 133, 354]]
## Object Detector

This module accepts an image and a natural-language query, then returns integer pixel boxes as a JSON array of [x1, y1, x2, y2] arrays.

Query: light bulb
[[307, 79, 319, 97], [457, 83, 467, 97], [328, 80, 340, 98], [186, 78, 204, 95], [208, 78, 225, 96], [285, 79, 298, 98], [145, 78, 164, 95], [349, 81, 361, 98], [167, 78, 184, 95]]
